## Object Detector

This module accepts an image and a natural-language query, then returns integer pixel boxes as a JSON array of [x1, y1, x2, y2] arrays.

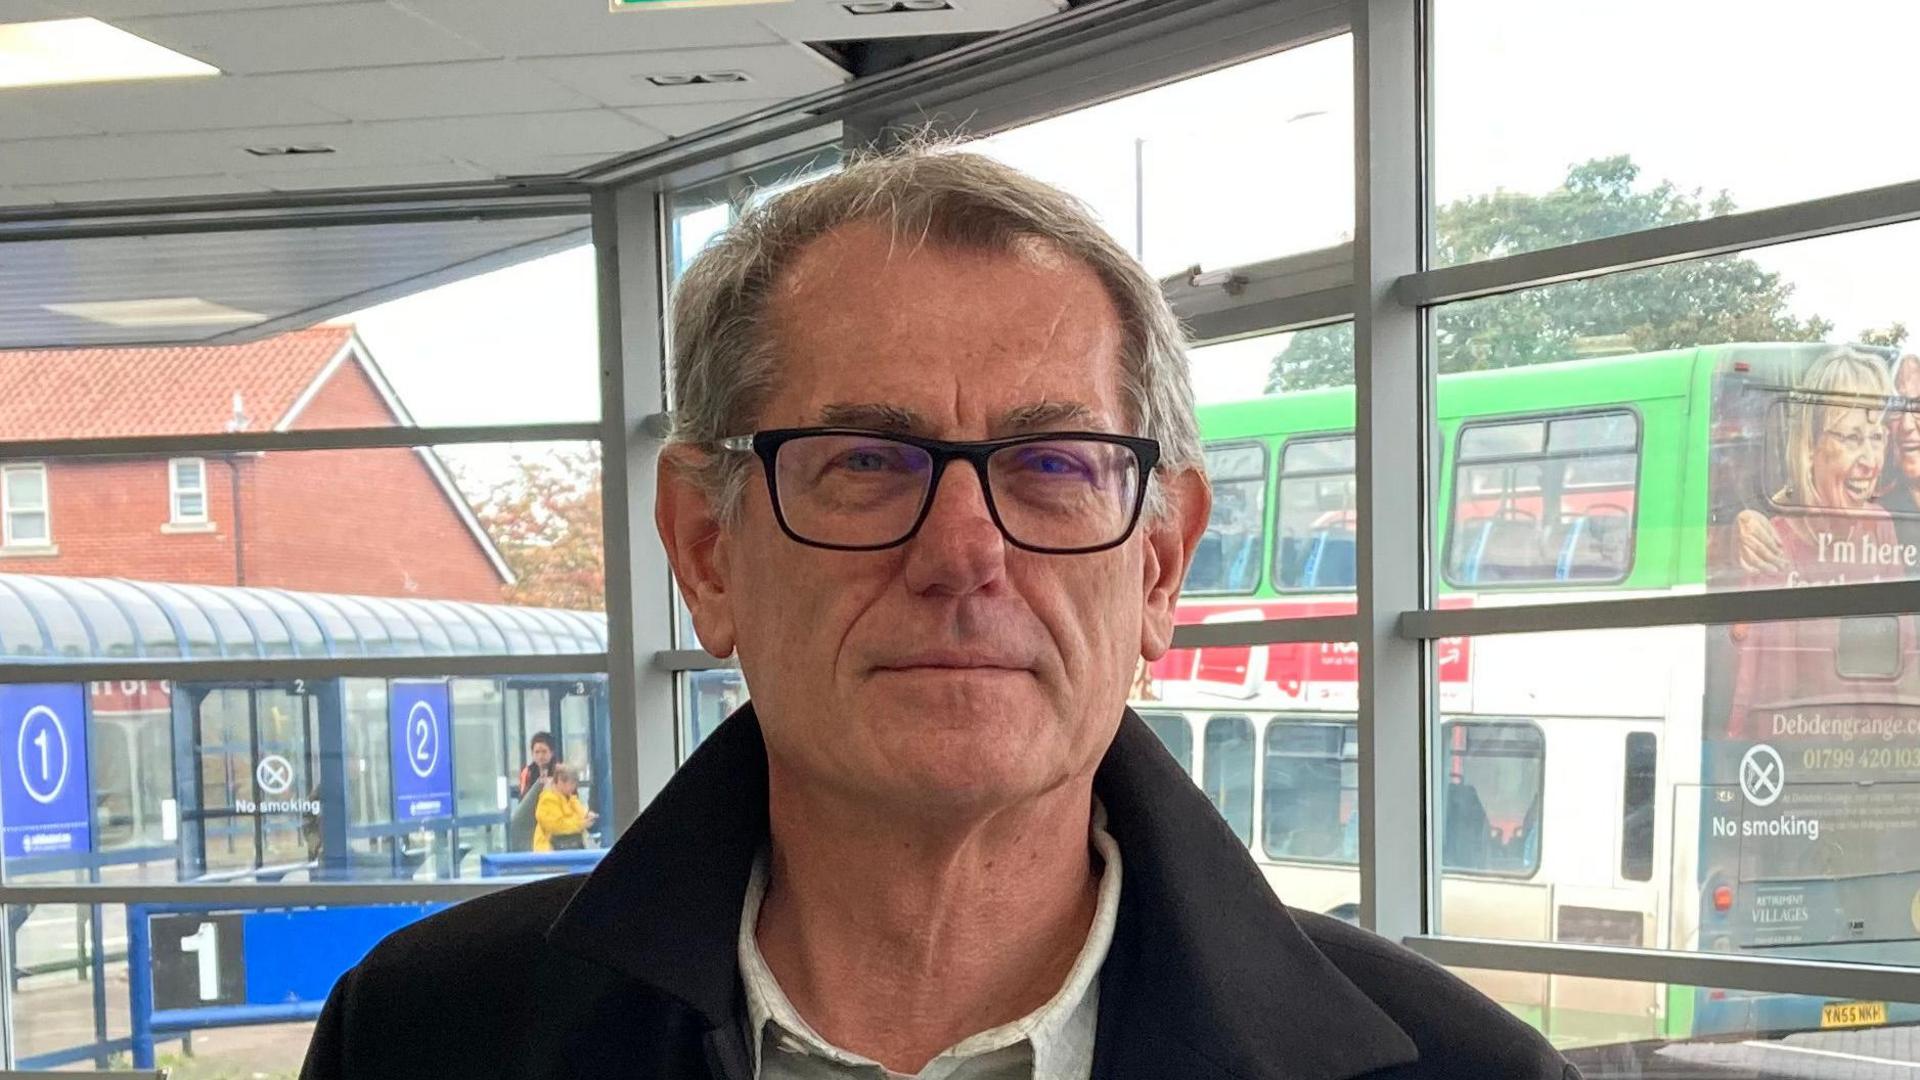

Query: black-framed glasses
[[719, 427, 1161, 554]]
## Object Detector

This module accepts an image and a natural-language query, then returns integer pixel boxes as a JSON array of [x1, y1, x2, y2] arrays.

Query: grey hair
[[666, 142, 1203, 526]]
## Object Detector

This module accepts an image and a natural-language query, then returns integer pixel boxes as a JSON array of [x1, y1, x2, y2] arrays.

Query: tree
[[470, 447, 605, 611], [1268, 156, 1834, 392], [1858, 322, 1909, 350]]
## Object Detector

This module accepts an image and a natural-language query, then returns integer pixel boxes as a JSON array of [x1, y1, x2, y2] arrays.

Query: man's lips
[[871, 651, 1033, 673]]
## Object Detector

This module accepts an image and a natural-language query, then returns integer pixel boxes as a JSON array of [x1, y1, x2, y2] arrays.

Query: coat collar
[[546, 704, 1418, 1080]]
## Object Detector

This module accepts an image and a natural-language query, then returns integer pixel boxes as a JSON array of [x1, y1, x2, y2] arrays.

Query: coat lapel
[[1092, 711, 1420, 1080]]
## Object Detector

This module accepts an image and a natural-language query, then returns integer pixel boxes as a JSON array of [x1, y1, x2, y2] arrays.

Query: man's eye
[[831, 449, 906, 473]]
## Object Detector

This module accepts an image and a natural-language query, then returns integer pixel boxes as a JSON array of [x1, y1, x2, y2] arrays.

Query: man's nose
[[902, 462, 1008, 595]]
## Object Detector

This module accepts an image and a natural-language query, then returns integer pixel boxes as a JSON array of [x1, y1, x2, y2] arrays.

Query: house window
[[2, 464, 49, 547], [170, 458, 208, 525]]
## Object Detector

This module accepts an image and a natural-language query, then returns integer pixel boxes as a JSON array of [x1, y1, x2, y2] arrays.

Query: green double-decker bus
[[1138, 342, 1920, 1048]]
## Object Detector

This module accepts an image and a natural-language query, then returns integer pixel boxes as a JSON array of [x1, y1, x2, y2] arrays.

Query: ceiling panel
[[12, 76, 349, 134], [357, 108, 665, 163], [11, 172, 272, 203], [243, 60, 597, 122], [35, 0, 367, 14], [238, 160, 497, 192], [403, 0, 785, 56], [0, 214, 591, 349], [112, 2, 490, 75], [474, 151, 628, 180], [526, 43, 847, 109], [756, 0, 1065, 41], [619, 98, 791, 136], [0, 122, 451, 186], [0, 99, 99, 139]]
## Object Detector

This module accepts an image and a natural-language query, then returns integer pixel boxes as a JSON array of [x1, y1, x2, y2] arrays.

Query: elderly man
[[302, 149, 1575, 1080]]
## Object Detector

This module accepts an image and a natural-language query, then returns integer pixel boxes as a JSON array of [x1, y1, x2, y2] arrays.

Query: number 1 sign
[[0, 684, 91, 858], [389, 682, 452, 820]]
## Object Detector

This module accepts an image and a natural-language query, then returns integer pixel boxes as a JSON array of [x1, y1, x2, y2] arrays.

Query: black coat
[[302, 706, 1578, 1080]]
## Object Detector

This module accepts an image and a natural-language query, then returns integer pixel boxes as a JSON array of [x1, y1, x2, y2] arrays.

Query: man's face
[[531, 742, 552, 767], [664, 222, 1205, 816], [1895, 359, 1920, 484]]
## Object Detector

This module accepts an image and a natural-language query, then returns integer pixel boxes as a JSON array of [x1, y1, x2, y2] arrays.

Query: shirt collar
[[737, 803, 1122, 1079]]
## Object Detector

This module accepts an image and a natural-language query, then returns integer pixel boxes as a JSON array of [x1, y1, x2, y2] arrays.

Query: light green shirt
[[737, 804, 1122, 1080]]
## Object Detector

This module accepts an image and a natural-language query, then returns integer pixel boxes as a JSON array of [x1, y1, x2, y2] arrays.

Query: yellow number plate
[[1820, 1001, 1887, 1028]]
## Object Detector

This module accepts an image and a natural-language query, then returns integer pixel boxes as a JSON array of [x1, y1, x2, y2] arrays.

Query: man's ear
[[655, 447, 737, 658], [1140, 466, 1210, 662]]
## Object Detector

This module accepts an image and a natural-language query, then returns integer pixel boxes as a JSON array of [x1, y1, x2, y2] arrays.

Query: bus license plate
[[1820, 1001, 1886, 1029]]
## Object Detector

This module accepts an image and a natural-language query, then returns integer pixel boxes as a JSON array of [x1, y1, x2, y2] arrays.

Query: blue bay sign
[[0, 684, 91, 858], [389, 681, 452, 820]]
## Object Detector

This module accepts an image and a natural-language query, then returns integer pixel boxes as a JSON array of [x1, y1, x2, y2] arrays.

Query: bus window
[[1438, 721, 1544, 876], [1139, 711, 1193, 773], [1445, 410, 1639, 587], [1203, 715, 1255, 847], [1262, 721, 1357, 863], [1620, 731, 1657, 883], [1185, 443, 1268, 594], [1275, 435, 1357, 591]]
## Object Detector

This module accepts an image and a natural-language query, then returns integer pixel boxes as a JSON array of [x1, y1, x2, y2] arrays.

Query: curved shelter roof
[[0, 573, 606, 662]]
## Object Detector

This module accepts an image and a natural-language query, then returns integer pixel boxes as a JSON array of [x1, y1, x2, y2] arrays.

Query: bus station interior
[[7, 0, 1920, 1074]]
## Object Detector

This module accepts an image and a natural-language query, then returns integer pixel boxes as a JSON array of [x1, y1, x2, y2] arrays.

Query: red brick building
[[0, 326, 513, 602]]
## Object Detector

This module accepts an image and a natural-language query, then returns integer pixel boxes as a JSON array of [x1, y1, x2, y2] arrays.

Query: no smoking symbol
[[256, 754, 294, 797], [1740, 744, 1784, 808]]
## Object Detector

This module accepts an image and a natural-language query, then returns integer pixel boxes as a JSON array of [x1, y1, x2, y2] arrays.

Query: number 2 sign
[[0, 684, 91, 858], [389, 682, 452, 820]]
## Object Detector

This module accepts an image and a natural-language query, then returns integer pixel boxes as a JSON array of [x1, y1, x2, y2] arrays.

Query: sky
[[340, 0, 1920, 474]]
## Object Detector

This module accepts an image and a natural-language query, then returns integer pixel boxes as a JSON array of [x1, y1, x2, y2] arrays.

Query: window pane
[[175, 492, 205, 520], [3, 220, 596, 430], [681, 668, 748, 757], [972, 37, 1352, 277], [1185, 442, 1268, 594], [1427, 221, 1920, 605], [664, 147, 840, 286], [6, 467, 45, 509], [1432, 0, 1920, 264], [1435, 616, 1920, 970], [173, 459, 203, 490], [8, 510, 47, 544], [1276, 436, 1357, 592], [1201, 715, 1255, 847], [1262, 721, 1357, 863]]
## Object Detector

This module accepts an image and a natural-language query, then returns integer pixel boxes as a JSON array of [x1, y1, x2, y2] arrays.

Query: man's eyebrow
[[993, 400, 1098, 435], [817, 403, 924, 433]]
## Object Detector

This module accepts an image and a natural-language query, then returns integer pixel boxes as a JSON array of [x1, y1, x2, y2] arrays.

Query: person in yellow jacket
[[532, 762, 598, 852]]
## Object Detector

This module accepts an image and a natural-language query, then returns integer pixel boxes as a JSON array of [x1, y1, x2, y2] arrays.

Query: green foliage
[[469, 446, 606, 611], [1858, 322, 1909, 349], [1267, 156, 1834, 393]]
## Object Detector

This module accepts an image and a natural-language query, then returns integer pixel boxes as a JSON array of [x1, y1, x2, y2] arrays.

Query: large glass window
[[972, 36, 1353, 278], [1431, 0, 1920, 264]]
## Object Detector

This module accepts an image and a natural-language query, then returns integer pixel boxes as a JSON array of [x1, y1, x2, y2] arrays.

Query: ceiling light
[[0, 18, 218, 90], [43, 298, 264, 328], [842, 0, 953, 10], [611, 0, 790, 10]]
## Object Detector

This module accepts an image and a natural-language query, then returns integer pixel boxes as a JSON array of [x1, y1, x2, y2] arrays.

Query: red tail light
[[1713, 885, 1734, 912]]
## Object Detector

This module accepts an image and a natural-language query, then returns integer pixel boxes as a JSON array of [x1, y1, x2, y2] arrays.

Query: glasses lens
[[988, 439, 1143, 551], [773, 434, 934, 547]]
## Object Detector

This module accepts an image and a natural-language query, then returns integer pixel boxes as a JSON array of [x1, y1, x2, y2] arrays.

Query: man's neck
[[754, 769, 1100, 1075]]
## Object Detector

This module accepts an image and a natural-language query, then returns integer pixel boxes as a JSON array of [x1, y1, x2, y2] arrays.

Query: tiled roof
[[0, 325, 357, 440]]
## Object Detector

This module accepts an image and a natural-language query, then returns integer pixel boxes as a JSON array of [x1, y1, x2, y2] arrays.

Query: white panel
[[0, 123, 447, 186], [245, 60, 597, 121], [112, 1, 488, 75], [525, 43, 846, 109], [11, 173, 272, 203], [0, 187, 57, 207], [620, 97, 788, 135], [0, 0, 67, 18], [0, 99, 98, 139], [404, 0, 783, 56], [471, 151, 626, 179], [41, 0, 365, 12], [757, 0, 1064, 40], [240, 160, 496, 191], [13, 76, 347, 133], [358, 109, 664, 162]]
